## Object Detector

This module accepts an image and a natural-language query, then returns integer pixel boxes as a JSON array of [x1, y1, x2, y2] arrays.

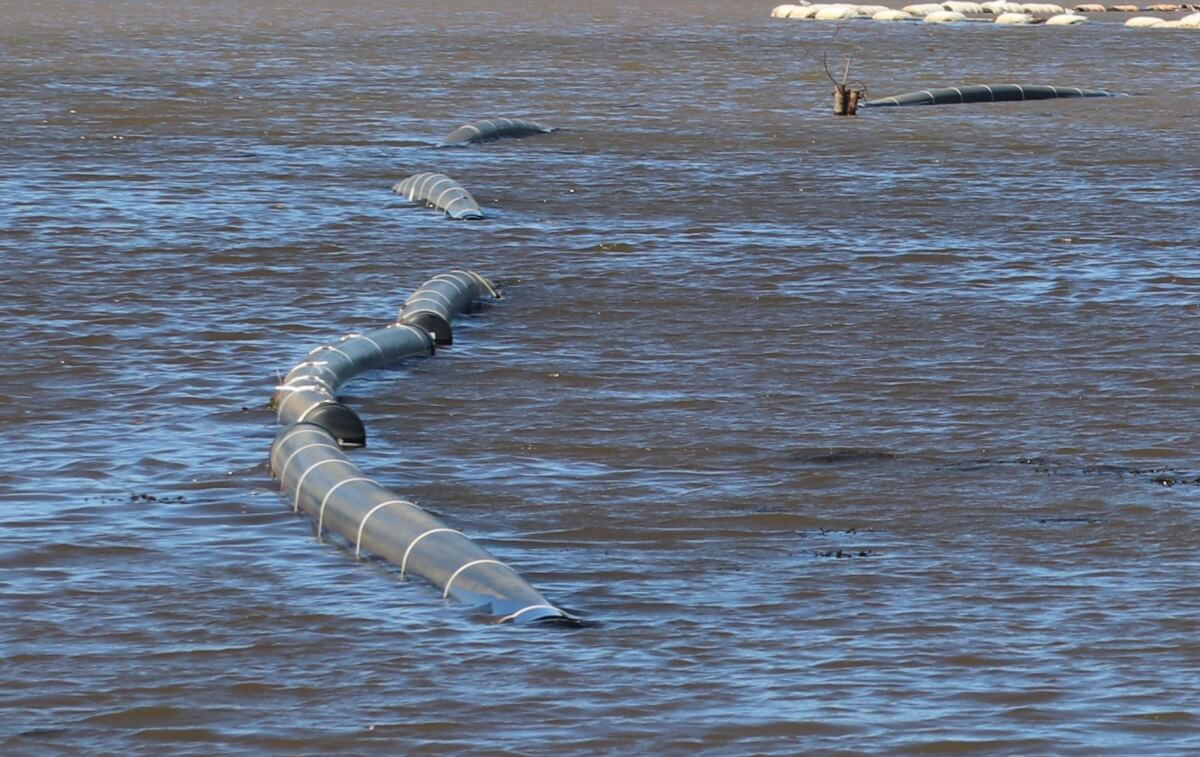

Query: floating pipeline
[[863, 84, 1123, 107], [271, 270, 493, 448], [268, 271, 580, 626], [391, 173, 483, 220], [436, 117, 555, 148]]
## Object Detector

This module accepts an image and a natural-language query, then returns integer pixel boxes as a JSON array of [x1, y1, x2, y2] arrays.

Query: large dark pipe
[[436, 117, 555, 148], [271, 424, 578, 625], [863, 84, 1122, 107], [391, 173, 484, 220]]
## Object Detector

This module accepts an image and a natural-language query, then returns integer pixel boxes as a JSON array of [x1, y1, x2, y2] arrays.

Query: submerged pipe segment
[[863, 84, 1122, 107], [270, 424, 574, 625], [268, 271, 579, 625], [392, 173, 484, 220], [436, 117, 555, 148]]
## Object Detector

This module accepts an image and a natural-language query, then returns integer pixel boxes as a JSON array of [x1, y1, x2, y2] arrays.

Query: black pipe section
[[391, 173, 484, 220], [270, 423, 577, 625], [863, 84, 1123, 107], [436, 117, 555, 148]]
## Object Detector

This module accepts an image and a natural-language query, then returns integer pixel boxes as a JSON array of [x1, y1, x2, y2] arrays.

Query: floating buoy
[[436, 117, 555, 148], [863, 83, 1122, 106]]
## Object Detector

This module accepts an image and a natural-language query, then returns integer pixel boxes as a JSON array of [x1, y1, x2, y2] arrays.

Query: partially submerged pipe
[[397, 269, 497, 346], [391, 173, 484, 220], [863, 84, 1122, 107], [436, 117, 555, 148], [271, 269, 493, 446], [270, 424, 576, 625], [271, 324, 434, 448], [268, 271, 580, 625]]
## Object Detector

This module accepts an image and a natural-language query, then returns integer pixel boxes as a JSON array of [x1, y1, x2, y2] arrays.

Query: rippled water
[[3, 0, 1199, 753]]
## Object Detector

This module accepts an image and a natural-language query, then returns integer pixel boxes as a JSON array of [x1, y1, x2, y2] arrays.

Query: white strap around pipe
[[443, 559, 506, 599], [400, 527, 463, 580], [358, 334, 387, 363], [317, 477, 377, 539], [293, 458, 357, 512], [277, 441, 341, 484], [354, 499, 421, 558], [271, 426, 330, 469], [498, 604, 560, 624]]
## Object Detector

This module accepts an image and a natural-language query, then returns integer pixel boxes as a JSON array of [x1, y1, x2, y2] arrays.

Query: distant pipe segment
[[863, 83, 1122, 107], [436, 117, 555, 148]]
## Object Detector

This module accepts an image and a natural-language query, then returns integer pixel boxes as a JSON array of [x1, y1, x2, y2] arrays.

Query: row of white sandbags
[[1125, 9, 1200, 22], [772, 1, 1197, 16], [769, 3, 1082, 20]]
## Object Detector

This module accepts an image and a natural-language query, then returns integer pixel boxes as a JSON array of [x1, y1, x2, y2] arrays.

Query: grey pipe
[[270, 423, 578, 625], [268, 271, 579, 625], [391, 173, 484, 220], [436, 117, 555, 148], [863, 84, 1122, 107], [397, 269, 497, 346]]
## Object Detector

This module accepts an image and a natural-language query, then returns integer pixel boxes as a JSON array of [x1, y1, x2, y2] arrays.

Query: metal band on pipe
[[293, 458, 357, 512], [317, 477, 377, 539], [400, 528, 464, 579], [443, 559, 507, 599], [355, 499, 421, 558]]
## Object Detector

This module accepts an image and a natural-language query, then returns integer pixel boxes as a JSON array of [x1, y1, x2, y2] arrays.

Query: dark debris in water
[[90, 491, 188, 504], [814, 549, 878, 558], [1037, 517, 1105, 525], [791, 447, 897, 465]]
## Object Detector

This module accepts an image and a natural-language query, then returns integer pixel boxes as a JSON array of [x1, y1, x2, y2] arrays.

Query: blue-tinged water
[[2, 1, 1199, 753]]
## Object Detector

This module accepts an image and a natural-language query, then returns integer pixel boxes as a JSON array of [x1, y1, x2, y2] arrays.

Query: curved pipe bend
[[863, 83, 1122, 107], [268, 272, 579, 625], [392, 173, 484, 220]]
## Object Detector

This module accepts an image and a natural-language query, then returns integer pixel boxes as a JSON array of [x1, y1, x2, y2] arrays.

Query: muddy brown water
[[2, 0, 1199, 753]]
